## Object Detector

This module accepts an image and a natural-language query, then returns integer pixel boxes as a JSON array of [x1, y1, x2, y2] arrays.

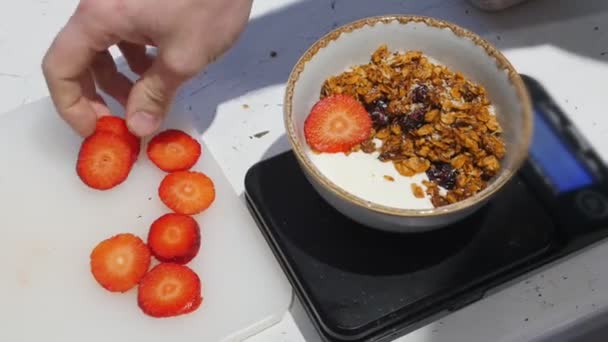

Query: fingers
[[117, 41, 154, 76], [90, 50, 133, 107], [124, 61, 180, 137], [125, 45, 206, 137], [42, 19, 101, 137]]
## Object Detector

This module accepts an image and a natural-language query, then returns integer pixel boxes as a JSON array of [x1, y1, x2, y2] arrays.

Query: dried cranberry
[[426, 162, 458, 190], [412, 84, 429, 104], [371, 111, 390, 128], [429, 99, 442, 111], [366, 99, 390, 128], [463, 90, 477, 102], [462, 85, 478, 102], [409, 108, 425, 122], [396, 108, 426, 133], [394, 115, 409, 131]]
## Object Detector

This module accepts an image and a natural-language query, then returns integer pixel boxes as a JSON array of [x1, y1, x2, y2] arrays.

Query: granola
[[383, 175, 395, 182], [319, 44, 506, 207]]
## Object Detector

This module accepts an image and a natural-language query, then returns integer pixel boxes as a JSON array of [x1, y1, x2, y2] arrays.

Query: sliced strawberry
[[76, 131, 133, 190], [90, 233, 151, 293], [147, 213, 201, 264], [96, 116, 141, 162], [158, 171, 215, 215], [147, 129, 201, 172], [304, 94, 372, 153], [137, 263, 203, 318]]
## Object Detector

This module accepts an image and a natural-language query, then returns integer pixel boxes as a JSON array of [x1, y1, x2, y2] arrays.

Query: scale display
[[528, 107, 596, 193]]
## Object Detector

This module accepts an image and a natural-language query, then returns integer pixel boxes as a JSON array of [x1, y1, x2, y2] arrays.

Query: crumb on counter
[[383, 175, 395, 182], [253, 130, 270, 139]]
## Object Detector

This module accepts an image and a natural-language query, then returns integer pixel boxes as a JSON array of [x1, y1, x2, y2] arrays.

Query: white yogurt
[[306, 147, 435, 210]]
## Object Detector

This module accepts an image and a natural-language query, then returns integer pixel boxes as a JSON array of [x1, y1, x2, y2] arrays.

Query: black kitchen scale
[[243, 75, 608, 342]]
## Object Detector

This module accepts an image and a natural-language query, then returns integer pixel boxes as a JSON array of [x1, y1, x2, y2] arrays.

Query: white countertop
[[2, 0, 608, 341]]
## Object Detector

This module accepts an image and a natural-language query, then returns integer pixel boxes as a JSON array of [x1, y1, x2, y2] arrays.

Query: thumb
[[125, 58, 184, 137]]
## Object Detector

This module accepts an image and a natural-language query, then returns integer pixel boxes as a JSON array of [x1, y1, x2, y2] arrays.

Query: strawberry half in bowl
[[283, 15, 533, 233]]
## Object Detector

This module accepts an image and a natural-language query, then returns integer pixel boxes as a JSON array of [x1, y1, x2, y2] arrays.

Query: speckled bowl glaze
[[284, 15, 533, 233]]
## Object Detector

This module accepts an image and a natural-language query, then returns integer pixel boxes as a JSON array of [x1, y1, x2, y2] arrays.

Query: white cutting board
[[0, 97, 292, 342]]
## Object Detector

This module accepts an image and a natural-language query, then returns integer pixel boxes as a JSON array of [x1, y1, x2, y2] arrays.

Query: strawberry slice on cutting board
[[304, 94, 372, 153], [95, 116, 141, 161], [76, 131, 134, 190], [137, 263, 203, 318], [147, 129, 202, 172], [158, 171, 216, 215], [147, 213, 201, 264], [90, 233, 151, 292]]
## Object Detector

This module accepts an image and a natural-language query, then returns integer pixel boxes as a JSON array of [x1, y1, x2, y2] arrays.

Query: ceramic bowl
[[283, 15, 533, 233]]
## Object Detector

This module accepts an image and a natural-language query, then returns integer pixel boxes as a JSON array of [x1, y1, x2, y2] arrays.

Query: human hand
[[42, 0, 253, 137]]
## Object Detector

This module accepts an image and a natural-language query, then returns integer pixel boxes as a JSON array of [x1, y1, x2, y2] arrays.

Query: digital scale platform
[[244, 75, 608, 342]]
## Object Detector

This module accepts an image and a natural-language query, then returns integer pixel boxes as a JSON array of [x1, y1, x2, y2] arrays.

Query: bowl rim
[[283, 14, 533, 217]]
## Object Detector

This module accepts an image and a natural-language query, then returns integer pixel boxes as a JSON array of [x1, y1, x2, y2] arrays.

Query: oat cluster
[[320, 45, 506, 207]]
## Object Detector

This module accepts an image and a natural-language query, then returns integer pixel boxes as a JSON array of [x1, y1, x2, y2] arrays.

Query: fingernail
[[128, 111, 160, 136]]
